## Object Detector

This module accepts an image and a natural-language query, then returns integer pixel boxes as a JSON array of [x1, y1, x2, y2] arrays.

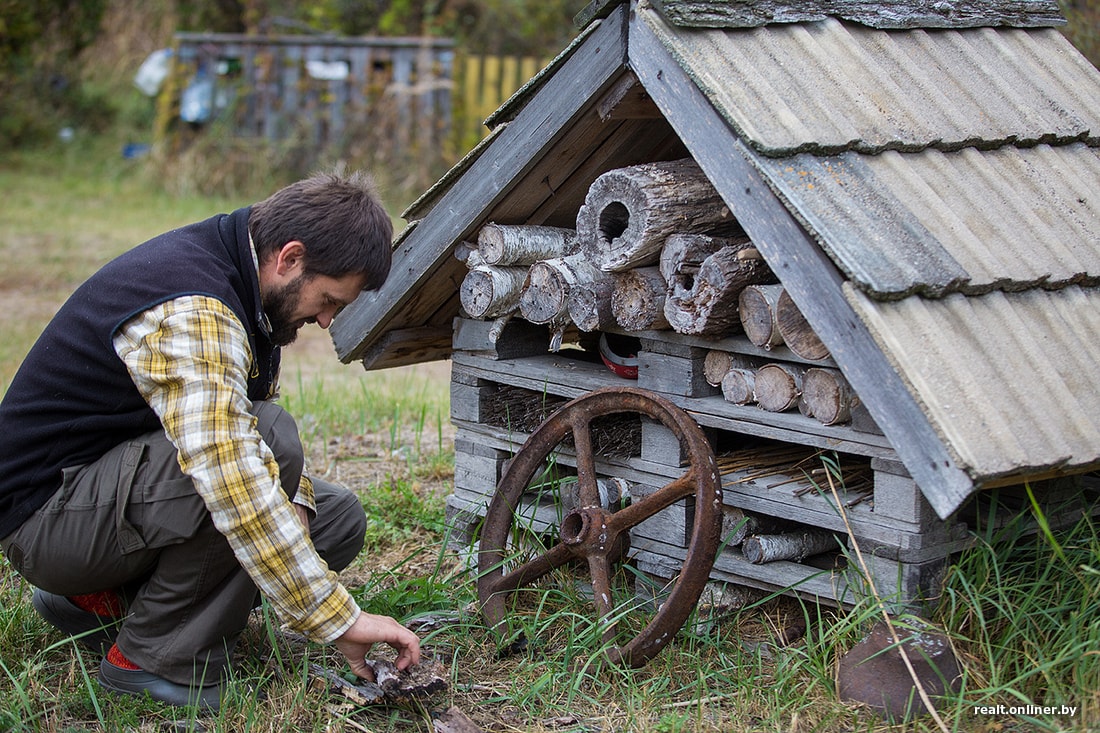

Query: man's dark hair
[[249, 170, 393, 290]]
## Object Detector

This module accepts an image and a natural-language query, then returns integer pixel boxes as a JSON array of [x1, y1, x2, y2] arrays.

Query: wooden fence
[[157, 32, 546, 165]]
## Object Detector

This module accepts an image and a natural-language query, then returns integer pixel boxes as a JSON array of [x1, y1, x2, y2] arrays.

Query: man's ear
[[275, 241, 306, 277]]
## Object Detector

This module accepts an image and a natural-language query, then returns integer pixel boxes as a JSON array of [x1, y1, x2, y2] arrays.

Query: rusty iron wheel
[[477, 386, 723, 668]]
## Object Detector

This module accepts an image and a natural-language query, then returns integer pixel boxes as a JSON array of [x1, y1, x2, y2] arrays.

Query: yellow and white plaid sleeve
[[113, 295, 358, 642]]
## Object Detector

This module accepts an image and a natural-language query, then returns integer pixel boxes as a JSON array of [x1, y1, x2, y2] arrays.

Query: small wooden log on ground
[[477, 223, 577, 266], [743, 530, 840, 564], [802, 367, 856, 425], [308, 657, 449, 706], [460, 265, 528, 320], [662, 234, 776, 337], [519, 254, 603, 326], [611, 266, 670, 331], [720, 367, 757, 405], [754, 363, 805, 412], [776, 289, 830, 360], [577, 158, 736, 272], [739, 284, 786, 349]]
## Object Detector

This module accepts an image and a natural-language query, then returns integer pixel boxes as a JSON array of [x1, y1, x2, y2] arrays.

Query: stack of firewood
[[458, 158, 787, 344]]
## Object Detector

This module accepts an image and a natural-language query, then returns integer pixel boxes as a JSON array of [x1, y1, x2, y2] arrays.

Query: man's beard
[[263, 275, 307, 347]]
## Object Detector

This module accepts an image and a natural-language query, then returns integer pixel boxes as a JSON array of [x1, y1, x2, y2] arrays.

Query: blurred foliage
[[1061, 0, 1100, 68], [0, 0, 111, 146]]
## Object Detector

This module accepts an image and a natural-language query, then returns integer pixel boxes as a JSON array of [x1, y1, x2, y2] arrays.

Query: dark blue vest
[[0, 207, 279, 539]]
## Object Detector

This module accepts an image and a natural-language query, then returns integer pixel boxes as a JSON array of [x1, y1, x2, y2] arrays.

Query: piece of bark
[[459, 265, 528, 319], [308, 657, 448, 707], [754, 363, 805, 412], [803, 367, 855, 425], [720, 367, 757, 405], [743, 530, 840, 564], [662, 234, 776, 337], [434, 706, 487, 733], [518, 254, 602, 326], [611, 266, 669, 331], [368, 657, 448, 703], [776, 289, 830, 360], [577, 158, 736, 272], [477, 223, 577, 266], [738, 284, 786, 349]]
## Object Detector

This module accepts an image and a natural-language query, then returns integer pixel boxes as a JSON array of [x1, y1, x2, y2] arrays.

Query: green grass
[[1, 139, 1098, 732]]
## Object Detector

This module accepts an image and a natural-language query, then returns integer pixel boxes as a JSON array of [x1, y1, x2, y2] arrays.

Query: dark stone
[[837, 619, 962, 721]]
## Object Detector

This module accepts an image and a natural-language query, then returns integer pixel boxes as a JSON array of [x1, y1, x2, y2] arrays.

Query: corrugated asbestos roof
[[646, 16, 1100, 157], [847, 284, 1100, 480], [638, 2, 1100, 494]]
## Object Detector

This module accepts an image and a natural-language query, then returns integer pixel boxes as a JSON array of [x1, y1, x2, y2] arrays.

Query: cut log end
[[739, 284, 786, 349], [776, 289, 830, 360]]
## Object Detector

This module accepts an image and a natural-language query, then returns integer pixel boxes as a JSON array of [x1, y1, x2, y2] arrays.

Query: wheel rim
[[476, 386, 722, 667]]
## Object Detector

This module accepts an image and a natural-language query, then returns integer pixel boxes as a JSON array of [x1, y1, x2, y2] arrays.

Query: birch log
[[743, 530, 840, 564], [776, 289, 830, 360], [611, 266, 670, 331], [722, 508, 786, 547], [459, 265, 528, 320], [739, 284, 786, 349], [577, 158, 736, 272], [662, 234, 776, 337], [519, 254, 602, 326], [754, 363, 805, 412], [477, 223, 577, 266], [721, 367, 757, 405], [802, 367, 855, 425]]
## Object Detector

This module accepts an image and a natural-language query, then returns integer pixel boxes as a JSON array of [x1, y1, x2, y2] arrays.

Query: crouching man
[[0, 171, 420, 711]]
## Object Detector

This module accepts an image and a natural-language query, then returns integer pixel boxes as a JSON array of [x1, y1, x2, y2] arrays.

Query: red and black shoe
[[31, 588, 124, 655]]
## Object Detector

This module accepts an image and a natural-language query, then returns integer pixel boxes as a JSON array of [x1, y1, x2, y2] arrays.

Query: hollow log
[[720, 367, 757, 405], [519, 254, 602, 326], [459, 265, 528, 320], [738, 284, 786, 349], [611, 266, 670, 331], [776, 289, 831, 360], [477, 223, 577, 266], [743, 530, 840, 564], [802, 367, 855, 425], [662, 234, 777, 337], [754, 363, 805, 412], [577, 158, 736, 272]]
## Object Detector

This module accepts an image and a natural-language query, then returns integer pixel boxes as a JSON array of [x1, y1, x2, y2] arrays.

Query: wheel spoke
[[606, 470, 695, 533], [482, 542, 575, 596], [570, 413, 602, 507]]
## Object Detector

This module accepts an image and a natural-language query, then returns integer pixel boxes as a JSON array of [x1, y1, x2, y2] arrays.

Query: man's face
[[262, 270, 370, 347]]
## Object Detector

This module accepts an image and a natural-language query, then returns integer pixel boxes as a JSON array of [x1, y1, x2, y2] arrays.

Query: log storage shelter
[[332, 0, 1100, 618]]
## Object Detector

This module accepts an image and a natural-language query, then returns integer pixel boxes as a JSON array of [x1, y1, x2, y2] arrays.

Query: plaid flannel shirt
[[112, 294, 359, 643]]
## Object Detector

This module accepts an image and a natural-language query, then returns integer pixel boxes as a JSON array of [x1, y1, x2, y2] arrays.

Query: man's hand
[[293, 504, 310, 538], [333, 612, 421, 681]]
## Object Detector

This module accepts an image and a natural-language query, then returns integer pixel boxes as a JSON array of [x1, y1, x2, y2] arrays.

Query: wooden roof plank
[[649, 0, 1066, 29]]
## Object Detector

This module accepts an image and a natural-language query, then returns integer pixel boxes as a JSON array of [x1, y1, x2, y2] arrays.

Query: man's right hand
[[333, 611, 421, 681]]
